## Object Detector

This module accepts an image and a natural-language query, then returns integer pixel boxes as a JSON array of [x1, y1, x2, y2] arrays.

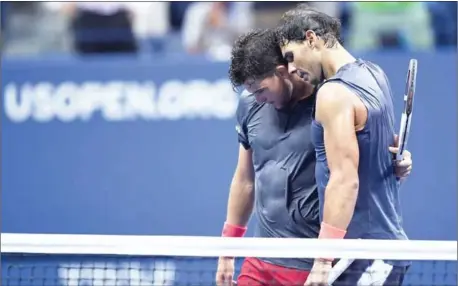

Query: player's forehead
[[243, 76, 275, 94]]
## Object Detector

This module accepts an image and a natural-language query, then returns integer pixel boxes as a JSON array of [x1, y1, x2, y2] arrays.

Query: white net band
[[2, 233, 456, 260], [2, 233, 457, 286]]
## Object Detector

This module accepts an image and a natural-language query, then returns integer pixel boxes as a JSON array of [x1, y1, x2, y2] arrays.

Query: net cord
[[2, 233, 456, 261]]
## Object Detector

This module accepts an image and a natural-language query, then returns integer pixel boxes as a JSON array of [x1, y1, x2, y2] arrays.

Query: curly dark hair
[[277, 4, 342, 48], [228, 29, 287, 90]]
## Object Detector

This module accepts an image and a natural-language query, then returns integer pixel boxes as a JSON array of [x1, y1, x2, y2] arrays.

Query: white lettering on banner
[[58, 261, 175, 286], [3, 80, 238, 123]]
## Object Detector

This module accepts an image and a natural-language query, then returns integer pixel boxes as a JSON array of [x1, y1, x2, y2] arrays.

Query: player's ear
[[305, 30, 316, 47], [275, 65, 289, 79]]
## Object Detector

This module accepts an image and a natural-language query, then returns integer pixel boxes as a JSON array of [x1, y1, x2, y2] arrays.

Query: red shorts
[[237, 257, 310, 286]]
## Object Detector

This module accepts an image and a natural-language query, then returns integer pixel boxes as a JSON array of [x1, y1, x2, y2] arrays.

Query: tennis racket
[[327, 257, 354, 285], [396, 59, 418, 161]]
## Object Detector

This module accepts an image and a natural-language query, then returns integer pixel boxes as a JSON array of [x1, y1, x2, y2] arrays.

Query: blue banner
[[2, 52, 456, 239]]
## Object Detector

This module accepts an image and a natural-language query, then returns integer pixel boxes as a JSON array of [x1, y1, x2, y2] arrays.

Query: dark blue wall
[[1, 52, 456, 285]]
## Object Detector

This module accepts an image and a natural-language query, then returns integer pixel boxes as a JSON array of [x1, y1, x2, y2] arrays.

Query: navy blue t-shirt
[[236, 93, 319, 270]]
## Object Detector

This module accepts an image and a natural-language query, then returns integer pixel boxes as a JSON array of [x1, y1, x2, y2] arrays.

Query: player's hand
[[304, 260, 332, 286], [393, 149, 412, 179], [389, 134, 412, 179], [216, 256, 235, 286]]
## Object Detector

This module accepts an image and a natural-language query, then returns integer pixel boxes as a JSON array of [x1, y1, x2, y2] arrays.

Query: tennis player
[[216, 26, 412, 286], [277, 5, 411, 285]]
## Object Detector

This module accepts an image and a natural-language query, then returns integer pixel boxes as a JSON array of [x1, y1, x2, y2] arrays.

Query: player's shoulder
[[317, 81, 354, 103], [359, 59, 392, 90], [361, 59, 384, 71], [239, 89, 259, 107], [343, 58, 387, 80], [315, 81, 355, 120], [236, 90, 261, 121]]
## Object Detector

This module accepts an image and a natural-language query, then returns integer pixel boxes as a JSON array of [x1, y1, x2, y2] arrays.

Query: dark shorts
[[237, 257, 310, 286], [334, 259, 408, 286]]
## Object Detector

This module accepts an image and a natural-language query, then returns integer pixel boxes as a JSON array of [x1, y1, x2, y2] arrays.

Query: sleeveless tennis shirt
[[311, 59, 409, 266]]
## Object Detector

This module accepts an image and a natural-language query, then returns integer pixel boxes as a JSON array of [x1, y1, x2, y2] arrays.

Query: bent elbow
[[343, 173, 359, 193], [348, 180, 359, 195], [347, 177, 359, 191], [231, 178, 254, 194], [332, 171, 359, 193]]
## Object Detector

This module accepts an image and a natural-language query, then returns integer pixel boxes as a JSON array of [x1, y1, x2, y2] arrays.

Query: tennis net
[[1, 233, 456, 286]]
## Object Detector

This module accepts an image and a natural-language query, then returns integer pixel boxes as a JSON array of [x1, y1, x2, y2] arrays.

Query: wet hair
[[277, 4, 342, 48], [229, 29, 287, 90]]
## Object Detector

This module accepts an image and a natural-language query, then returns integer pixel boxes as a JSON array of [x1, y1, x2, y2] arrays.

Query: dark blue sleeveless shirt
[[311, 59, 409, 266]]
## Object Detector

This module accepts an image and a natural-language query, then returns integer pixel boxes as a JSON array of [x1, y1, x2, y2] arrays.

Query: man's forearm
[[322, 174, 359, 231], [225, 179, 254, 226]]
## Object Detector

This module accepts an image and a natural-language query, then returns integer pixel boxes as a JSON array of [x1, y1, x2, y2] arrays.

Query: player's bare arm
[[316, 83, 360, 231], [216, 144, 254, 286], [305, 82, 361, 286], [225, 144, 255, 226]]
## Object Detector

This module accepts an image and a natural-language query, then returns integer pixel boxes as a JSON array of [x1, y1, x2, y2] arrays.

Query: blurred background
[[1, 1, 457, 285], [0, 1, 457, 58]]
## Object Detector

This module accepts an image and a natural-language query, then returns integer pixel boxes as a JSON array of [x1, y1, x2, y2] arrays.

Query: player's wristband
[[222, 222, 247, 237], [318, 222, 347, 239], [318, 222, 347, 262]]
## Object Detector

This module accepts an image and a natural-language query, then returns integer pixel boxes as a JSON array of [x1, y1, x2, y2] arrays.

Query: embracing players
[[278, 5, 410, 285], [216, 5, 413, 286]]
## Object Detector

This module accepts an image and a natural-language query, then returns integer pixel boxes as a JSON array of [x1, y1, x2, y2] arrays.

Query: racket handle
[[396, 112, 409, 161], [328, 258, 355, 285]]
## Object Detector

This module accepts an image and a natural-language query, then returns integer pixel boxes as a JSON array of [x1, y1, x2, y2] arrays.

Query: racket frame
[[396, 59, 418, 161]]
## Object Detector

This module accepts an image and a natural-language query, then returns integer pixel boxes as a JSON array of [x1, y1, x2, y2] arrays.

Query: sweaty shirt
[[311, 59, 409, 266], [236, 93, 319, 270]]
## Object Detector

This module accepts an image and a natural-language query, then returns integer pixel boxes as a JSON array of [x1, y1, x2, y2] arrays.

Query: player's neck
[[321, 46, 356, 79]]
